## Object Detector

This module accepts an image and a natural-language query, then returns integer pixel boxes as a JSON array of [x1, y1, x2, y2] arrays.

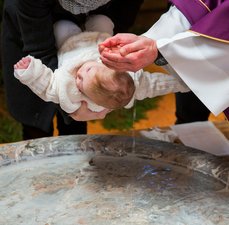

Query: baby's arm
[[125, 69, 190, 108], [14, 56, 85, 114], [14, 55, 59, 104]]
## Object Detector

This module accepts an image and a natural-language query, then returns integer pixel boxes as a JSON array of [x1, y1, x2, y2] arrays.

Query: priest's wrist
[[154, 50, 168, 66]]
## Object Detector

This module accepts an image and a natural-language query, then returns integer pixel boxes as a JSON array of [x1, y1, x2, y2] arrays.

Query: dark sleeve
[[102, 0, 144, 33], [17, 0, 58, 70]]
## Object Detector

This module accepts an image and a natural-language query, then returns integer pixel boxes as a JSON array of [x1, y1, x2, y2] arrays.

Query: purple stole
[[169, 0, 229, 120], [169, 0, 229, 42]]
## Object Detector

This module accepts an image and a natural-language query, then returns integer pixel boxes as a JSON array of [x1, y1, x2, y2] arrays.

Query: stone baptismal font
[[0, 135, 228, 224]]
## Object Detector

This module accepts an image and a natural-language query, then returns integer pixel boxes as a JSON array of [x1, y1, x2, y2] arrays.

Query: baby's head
[[76, 61, 135, 109]]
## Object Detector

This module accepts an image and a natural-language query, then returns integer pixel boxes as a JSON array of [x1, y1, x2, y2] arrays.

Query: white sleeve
[[143, 5, 190, 40], [157, 32, 229, 116], [142, 5, 229, 116], [14, 55, 59, 104], [125, 70, 190, 108]]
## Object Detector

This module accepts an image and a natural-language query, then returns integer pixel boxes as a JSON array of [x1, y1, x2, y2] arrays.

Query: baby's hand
[[14, 57, 31, 69]]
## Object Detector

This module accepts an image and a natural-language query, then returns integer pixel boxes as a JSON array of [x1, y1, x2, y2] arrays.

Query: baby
[[14, 52, 135, 113], [14, 18, 189, 115]]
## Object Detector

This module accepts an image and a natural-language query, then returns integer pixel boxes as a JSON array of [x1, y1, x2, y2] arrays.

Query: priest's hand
[[99, 33, 158, 72], [70, 101, 111, 121]]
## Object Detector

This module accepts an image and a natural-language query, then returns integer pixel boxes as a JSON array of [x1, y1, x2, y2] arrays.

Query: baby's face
[[75, 61, 112, 102]]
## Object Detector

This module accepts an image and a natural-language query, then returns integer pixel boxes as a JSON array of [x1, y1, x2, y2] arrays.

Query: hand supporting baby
[[70, 101, 111, 121]]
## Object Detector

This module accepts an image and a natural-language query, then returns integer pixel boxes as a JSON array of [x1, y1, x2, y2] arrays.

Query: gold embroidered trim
[[189, 30, 229, 44], [198, 0, 211, 12]]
